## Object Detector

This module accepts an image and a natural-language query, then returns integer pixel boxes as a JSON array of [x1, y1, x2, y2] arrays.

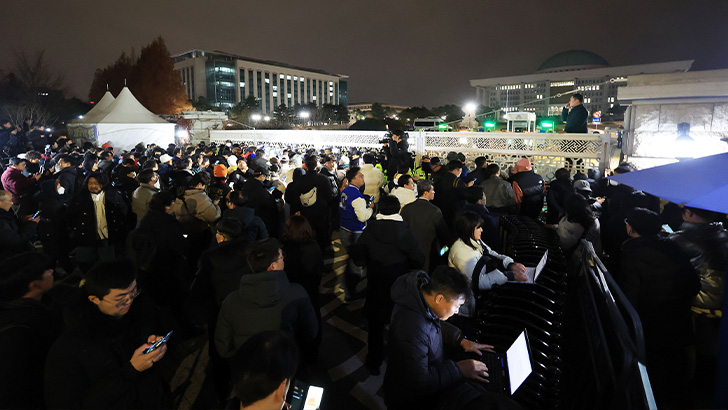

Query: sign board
[[593, 118, 601, 123], [593, 111, 602, 118]]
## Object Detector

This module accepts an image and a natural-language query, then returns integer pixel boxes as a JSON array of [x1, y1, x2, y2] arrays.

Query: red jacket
[[1, 167, 37, 204]]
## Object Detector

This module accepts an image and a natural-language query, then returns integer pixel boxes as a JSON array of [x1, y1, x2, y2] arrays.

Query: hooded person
[[508, 158, 545, 219], [351, 195, 425, 374]]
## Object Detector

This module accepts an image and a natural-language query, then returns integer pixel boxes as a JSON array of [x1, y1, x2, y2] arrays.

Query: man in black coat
[[284, 155, 333, 249], [460, 186, 502, 252], [384, 267, 512, 410], [432, 160, 473, 229], [561, 93, 588, 133], [384, 129, 411, 179], [353, 195, 424, 375], [401, 180, 451, 271], [241, 167, 280, 238], [44, 260, 171, 409], [222, 190, 269, 242], [53, 154, 78, 205], [0, 190, 38, 260], [67, 172, 129, 273], [620, 208, 700, 409]]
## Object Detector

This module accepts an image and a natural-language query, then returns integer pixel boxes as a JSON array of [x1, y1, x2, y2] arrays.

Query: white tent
[[68, 87, 175, 151]]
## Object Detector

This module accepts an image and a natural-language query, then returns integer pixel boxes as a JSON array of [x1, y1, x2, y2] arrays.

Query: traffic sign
[[593, 111, 602, 118], [593, 118, 601, 123]]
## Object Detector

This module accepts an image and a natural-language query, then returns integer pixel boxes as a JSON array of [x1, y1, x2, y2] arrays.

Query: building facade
[[173, 49, 348, 113], [470, 50, 693, 117]]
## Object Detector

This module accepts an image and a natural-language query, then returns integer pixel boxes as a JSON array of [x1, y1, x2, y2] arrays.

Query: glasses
[[102, 288, 141, 308]]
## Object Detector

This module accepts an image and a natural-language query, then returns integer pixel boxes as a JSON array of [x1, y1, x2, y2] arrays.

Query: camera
[[379, 130, 409, 144]]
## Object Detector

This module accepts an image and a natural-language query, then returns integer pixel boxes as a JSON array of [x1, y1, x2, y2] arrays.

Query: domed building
[[470, 51, 693, 117]]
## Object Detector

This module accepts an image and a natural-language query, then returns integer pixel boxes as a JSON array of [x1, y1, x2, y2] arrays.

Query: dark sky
[[2, 0, 727, 108]]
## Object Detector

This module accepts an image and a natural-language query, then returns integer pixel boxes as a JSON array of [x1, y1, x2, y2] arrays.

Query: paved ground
[[166, 236, 384, 410]]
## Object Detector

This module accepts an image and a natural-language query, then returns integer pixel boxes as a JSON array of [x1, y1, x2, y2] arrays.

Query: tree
[[334, 104, 349, 125], [88, 36, 193, 115], [431, 104, 463, 123], [370, 102, 385, 120], [398, 106, 434, 126], [273, 103, 294, 127], [0, 50, 70, 127], [131, 36, 192, 114]]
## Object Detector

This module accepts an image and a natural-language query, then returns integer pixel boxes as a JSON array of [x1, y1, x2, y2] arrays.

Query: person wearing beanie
[[620, 207, 700, 409], [208, 164, 232, 209]]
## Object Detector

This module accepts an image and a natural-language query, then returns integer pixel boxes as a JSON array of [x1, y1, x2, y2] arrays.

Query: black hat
[[430, 157, 442, 166], [625, 207, 662, 236]]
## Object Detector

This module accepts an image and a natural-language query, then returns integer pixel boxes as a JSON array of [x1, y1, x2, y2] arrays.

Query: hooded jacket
[[214, 270, 317, 358], [384, 271, 468, 410], [353, 215, 424, 321]]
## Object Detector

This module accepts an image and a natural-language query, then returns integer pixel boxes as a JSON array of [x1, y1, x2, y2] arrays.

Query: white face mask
[[153, 180, 161, 189], [54, 163, 61, 172], [57, 186, 65, 195]]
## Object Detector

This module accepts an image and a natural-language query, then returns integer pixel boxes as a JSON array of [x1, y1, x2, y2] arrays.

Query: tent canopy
[[68, 87, 174, 151]]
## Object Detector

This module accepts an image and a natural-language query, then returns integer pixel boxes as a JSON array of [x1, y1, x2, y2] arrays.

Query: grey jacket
[[131, 183, 159, 225]]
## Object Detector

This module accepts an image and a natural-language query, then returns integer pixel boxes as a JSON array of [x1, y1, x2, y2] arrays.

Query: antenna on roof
[[124, 78, 127, 86], [106, 83, 109, 91]]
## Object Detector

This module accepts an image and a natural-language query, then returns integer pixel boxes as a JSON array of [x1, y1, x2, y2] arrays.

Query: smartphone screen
[[32, 210, 41, 219], [661, 224, 674, 234], [303, 386, 324, 410], [440, 246, 449, 256], [143, 331, 173, 354]]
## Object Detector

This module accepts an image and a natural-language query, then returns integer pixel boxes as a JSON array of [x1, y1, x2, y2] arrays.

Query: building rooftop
[[537, 50, 610, 72], [172, 49, 348, 79]]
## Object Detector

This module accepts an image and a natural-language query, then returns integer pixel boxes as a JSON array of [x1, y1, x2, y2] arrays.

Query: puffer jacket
[[670, 222, 728, 310], [174, 188, 221, 226], [448, 238, 514, 290], [384, 271, 476, 410]]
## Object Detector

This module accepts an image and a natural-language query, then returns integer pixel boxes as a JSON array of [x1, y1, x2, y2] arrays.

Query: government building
[[470, 50, 693, 117], [173, 49, 348, 113]]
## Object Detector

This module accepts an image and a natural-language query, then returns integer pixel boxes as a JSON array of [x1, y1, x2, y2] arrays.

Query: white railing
[[209, 130, 612, 180]]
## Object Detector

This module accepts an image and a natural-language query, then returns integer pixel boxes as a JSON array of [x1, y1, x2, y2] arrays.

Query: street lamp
[[299, 111, 310, 127], [251, 114, 262, 122], [263, 116, 270, 122]]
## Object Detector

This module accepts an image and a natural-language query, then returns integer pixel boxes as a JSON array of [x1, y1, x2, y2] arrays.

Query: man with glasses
[[45, 259, 171, 409], [215, 238, 318, 360]]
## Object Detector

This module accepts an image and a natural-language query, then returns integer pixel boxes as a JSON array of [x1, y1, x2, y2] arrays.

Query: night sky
[[2, 0, 727, 108]]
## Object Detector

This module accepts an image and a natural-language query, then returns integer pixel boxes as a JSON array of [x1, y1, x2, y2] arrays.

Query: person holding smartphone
[[45, 260, 171, 409]]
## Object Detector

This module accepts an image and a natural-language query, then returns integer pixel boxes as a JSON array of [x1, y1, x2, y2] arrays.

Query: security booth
[[505, 112, 537, 133]]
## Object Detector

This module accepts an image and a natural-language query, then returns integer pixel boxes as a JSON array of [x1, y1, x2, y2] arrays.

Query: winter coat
[[546, 178, 573, 224], [0, 208, 37, 259], [390, 186, 416, 210], [215, 270, 317, 359], [67, 188, 128, 247], [222, 206, 269, 242], [174, 188, 221, 227], [55, 166, 77, 205], [619, 235, 700, 348], [241, 178, 279, 236], [555, 215, 602, 255], [1, 167, 37, 204], [282, 239, 324, 317], [509, 159, 545, 219], [353, 215, 424, 322], [448, 238, 514, 291], [384, 271, 475, 410], [479, 174, 515, 211], [44, 293, 169, 409], [131, 183, 159, 225], [359, 164, 386, 203], [562, 104, 589, 133], [400, 198, 450, 270], [284, 171, 332, 236], [670, 222, 728, 310], [192, 236, 252, 310], [433, 171, 468, 228]]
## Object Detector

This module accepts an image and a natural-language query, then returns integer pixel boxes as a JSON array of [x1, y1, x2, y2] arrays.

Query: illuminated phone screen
[[303, 386, 323, 410]]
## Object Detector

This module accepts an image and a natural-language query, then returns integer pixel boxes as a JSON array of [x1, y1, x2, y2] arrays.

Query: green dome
[[537, 50, 609, 72]]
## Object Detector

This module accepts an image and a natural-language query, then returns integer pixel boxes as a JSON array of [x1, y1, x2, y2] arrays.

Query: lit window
[[273, 92, 278, 97], [287, 93, 291, 98], [265, 78, 270, 83], [287, 75, 292, 80], [294, 76, 298, 81], [329, 81, 333, 85], [280, 74, 285, 79], [239, 82, 245, 87], [313, 96, 317, 101]]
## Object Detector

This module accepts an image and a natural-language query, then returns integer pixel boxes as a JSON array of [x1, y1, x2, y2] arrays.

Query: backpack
[[300, 187, 317, 207]]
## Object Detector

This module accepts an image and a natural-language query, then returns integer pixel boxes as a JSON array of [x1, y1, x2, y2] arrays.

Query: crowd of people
[[0, 121, 725, 410]]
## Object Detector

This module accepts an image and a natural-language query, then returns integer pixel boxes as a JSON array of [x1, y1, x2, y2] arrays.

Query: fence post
[[599, 132, 612, 175]]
